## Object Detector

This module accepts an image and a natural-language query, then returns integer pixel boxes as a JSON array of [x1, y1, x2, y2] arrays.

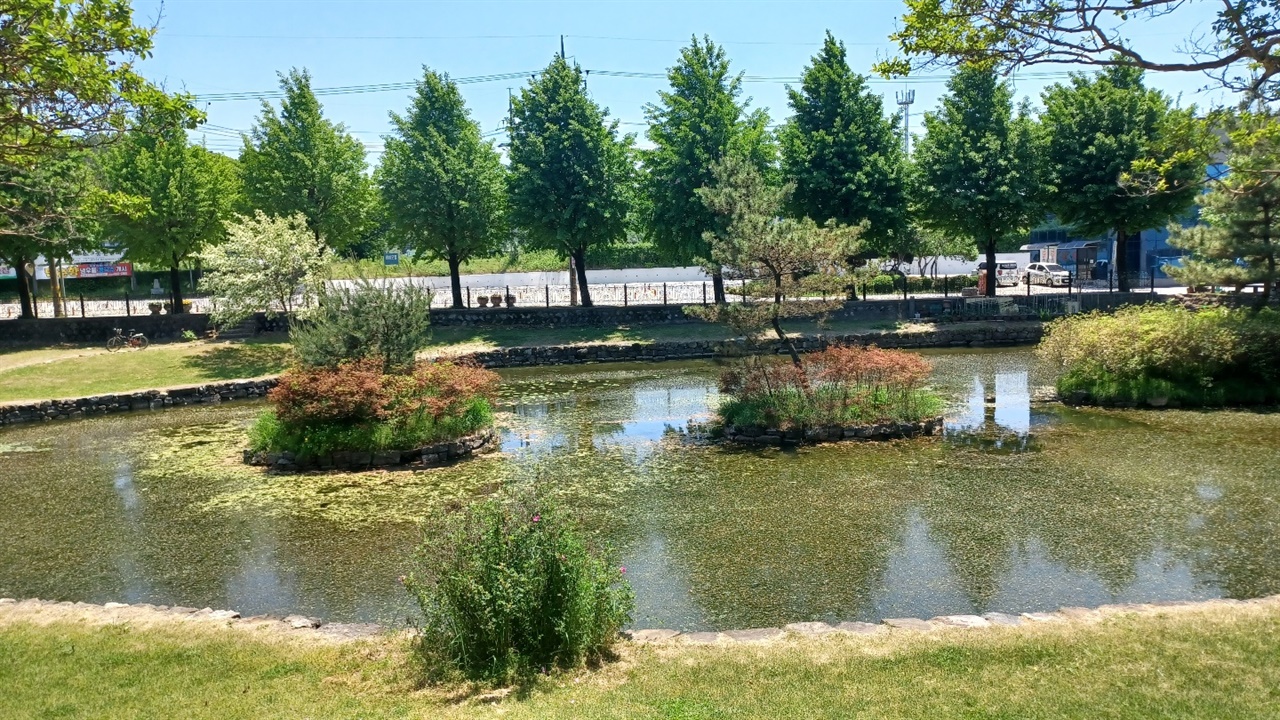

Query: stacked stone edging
[[721, 416, 944, 446], [0, 323, 1042, 428], [4, 594, 1275, 647], [242, 428, 497, 472], [0, 378, 278, 427]]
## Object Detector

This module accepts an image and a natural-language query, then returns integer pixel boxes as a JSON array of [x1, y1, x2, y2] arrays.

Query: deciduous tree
[[1040, 65, 1209, 290], [199, 211, 329, 327], [780, 32, 910, 258], [912, 65, 1042, 296], [240, 69, 374, 254], [642, 36, 774, 303], [507, 56, 633, 307], [379, 69, 506, 308]]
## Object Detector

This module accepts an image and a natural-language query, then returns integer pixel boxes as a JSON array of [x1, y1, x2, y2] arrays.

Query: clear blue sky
[[131, 0, 1235, 162]]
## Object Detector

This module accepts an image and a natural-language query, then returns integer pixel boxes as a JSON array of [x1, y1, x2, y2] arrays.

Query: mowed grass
[[0, 338, 292, 402], [1, 605, 1277, 719]]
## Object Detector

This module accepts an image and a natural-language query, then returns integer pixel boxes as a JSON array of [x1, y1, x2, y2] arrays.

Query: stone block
[[724, 627, 785, 642], [629, 628, 680, 643], [678, 631, 726, 644], [882, 617, 934, 631], [784, 621, 836, 636], [981, 612, 1023, 626], [834, 621, 885, 635], [209, 609, 241, 620], [1019, 612, 1064, 623], [932, 614, 991, 628], [285, 615, 321, 629]]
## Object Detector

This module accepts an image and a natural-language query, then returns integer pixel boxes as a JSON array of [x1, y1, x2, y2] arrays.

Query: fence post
[[125, 291, 131, 317], [1066, 273, 1073, 297], [862, 281, 867, 300], [702, 281, 707, 305], [623, 284, 628, 307], [663, 282, 667, 305], [1150, 272, 1155, 294], [742, 278, 748, 304], [545, 284, 550, 307], [466, 287, 471, 308], [1108, 268, 1113, 293], [943, 275, 948, 297], [1026, 274, 1031, 297], [79, 293, 86, 318]]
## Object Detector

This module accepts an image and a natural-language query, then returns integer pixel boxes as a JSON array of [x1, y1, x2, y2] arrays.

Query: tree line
[[3, 1, 1277, 319]]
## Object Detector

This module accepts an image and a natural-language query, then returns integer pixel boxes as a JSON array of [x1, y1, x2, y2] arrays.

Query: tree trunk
[[1258, 207, 1274, 311], [1115, 225, 1130, 292], [49, 260, 65, 317], [14, 256, 34, 319], [169, 264, 186, 313], [573, 248, 592, 307], [772, 272, 784, 304], [711, 270, 726, 305], [568, 254, 578, 306], [984, 241, 998, 298], [770, 312, 803, 368], [447, 253, 465, 309]]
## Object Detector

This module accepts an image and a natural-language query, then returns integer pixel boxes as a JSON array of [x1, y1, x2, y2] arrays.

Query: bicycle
[[107, 328, 149, 352]]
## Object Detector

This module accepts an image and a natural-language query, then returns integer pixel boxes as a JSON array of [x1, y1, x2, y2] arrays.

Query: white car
[[976, 261, 1022, 287], [1025, 262, 1071, 287]]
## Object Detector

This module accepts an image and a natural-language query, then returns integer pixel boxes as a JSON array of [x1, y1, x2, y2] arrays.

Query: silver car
[[1025, 262, 1071, 287]]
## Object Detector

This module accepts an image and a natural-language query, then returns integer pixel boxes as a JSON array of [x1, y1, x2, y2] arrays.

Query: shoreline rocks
[[720, 416, 944, 447], [242, 428, 498, 472]]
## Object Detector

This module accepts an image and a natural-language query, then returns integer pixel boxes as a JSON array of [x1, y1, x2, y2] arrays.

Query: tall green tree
[[1169, 113, 1280, 306], [1040, 66, 1208, 291], [240, 69, 373, 254], [913, 65, 1041, 297], [379, 68, 507, 308], [507, 56, 634, 307], [642, 36, 774, 304], [100, 109, 240, 312], [780, 31, 911, 258]]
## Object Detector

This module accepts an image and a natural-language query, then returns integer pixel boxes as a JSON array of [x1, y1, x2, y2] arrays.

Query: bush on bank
[[717, 346, 945, 429], [1038, 304, 1280, 406], [248, 359, 499, 456], [404, 488, 633, 682]]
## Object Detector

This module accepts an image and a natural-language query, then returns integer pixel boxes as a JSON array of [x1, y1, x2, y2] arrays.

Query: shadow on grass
[[180, 342, 292, 380]]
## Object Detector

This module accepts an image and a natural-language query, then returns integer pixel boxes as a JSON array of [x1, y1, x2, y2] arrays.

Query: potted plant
[[476, 296, 489, 307], [489, 293, 502, 307], [148, 302, 163, 315], [504, 293, 516, 308]]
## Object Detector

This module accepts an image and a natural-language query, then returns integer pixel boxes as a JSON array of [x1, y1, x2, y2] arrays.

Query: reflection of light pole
[[895, 90, 915, 155]]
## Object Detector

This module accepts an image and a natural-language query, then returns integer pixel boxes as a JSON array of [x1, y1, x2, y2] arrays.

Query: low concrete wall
[[0, 378, 277, 426], [0, 313, 211, 344]]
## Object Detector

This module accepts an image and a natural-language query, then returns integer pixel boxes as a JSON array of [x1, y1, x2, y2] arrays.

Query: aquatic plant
[[1038, 304, 1280, 406], [249, 358, 499, 456], [717, 345, 944, 429], [404, 486, 633, 681]]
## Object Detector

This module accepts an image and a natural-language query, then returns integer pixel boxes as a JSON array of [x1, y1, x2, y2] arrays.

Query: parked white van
[[975, 261, 1022, 287]]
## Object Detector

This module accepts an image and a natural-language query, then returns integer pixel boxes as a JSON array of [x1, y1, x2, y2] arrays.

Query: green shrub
[[1039, 303, 1280, 406], [180, 329, 198, 342], [291, 277, 434, 373], [404, 488, 633, 681]]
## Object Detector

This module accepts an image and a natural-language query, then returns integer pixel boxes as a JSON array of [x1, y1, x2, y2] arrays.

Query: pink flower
[[532, 514, 541, 523], [619, 566, 627, 575]]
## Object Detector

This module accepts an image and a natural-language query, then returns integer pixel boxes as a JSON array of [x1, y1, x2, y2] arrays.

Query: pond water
[[2, 348, 1278, 631]]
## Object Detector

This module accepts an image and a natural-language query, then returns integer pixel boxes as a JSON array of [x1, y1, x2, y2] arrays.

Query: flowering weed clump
[[404, 488, 633, 682], [248, 358, 499, 455], [717, 346, 944, 429], [1039, 304, 1280, 406]]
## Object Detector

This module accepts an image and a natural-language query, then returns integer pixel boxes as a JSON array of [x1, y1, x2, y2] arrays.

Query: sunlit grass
[[1, 603, 1277, 719]]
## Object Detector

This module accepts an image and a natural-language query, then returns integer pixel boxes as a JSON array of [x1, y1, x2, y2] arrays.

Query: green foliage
[[507, 56, 634, 306], [404, 487, 633, 681], [1038, 303, 1280, 406], [780, 32, 911, 257], [290, 277, 434, 373], [1040, 65, 1210, 290], [717, 346, 944, 429], [250, 358, 500, 456], [912, 64, 1042, 297], [379, 68, 507, 309], [199, 212, 329, 327], [642, 36, 775, 269], [180, 329, 198, 342], [239, 68, 375, 254], [98, 106, 241, 312], [1168, 112, 1280, 304]]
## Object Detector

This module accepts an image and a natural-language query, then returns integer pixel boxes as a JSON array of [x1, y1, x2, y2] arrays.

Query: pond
[[2, 348, 1278, 631]]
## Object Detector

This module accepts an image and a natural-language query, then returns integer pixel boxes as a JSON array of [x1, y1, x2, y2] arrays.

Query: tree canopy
[[780, 32, 911, 258], [912, 64, 1042, 296], [877, 0, 1280, 103], [1040, 65, 1209, 290], [240, 68, 374, 254], [199, 211, 329, 327], [642, 35, 774, 302], [379, 68, 507, 308], [507, 55, 634, 307], [99, 108, 241, 312]]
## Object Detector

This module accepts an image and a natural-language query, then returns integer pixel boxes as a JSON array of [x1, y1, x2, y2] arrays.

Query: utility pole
[[895, 89, 915, 155], [560, 34, 565, 59]]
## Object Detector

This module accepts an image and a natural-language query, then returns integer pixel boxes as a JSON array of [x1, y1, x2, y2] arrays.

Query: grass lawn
[[1, 603, 1277, 719], [0, 338, 292, 403]]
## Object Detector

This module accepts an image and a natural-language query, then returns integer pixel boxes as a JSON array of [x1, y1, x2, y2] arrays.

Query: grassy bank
[[2, 603, 1277, 718], [0, 339, 291, 402]]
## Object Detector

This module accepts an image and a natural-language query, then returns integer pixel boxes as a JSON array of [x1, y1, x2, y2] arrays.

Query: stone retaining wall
[[0, 378, 278, 427], [5, 594, 1274, 648], [722, 417, 944, 447], [0, 312, 212, 344], [243, 428, 497, 472]]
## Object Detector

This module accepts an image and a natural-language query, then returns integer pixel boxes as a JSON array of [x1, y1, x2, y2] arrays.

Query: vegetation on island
[[405, 487, 633, 682], [1039, 303, 1280, 407]]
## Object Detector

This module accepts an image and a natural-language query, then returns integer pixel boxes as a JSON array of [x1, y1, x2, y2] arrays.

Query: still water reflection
[[2, 348, 1277, 630]]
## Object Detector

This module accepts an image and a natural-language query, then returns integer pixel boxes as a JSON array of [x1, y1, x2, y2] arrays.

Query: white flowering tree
[[199, 211, 329, 328]]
